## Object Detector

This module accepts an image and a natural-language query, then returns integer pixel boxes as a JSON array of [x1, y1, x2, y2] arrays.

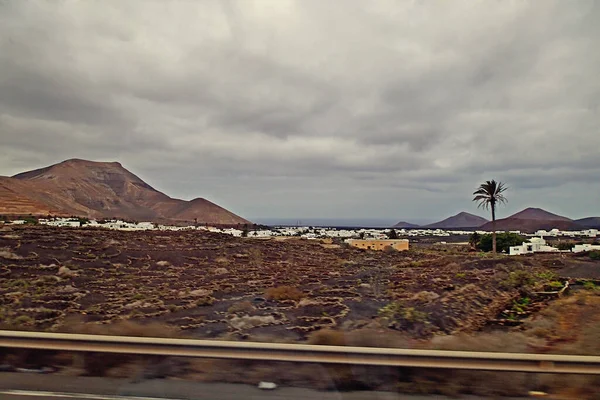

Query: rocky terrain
[[1, 225, 599, 398], [0, 159, 250, 226], [0, 225, 593, 338]]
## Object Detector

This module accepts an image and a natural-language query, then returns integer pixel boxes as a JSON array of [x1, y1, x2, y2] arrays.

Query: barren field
[[1, 225, 599, 398], [1, 225, 597, 337]]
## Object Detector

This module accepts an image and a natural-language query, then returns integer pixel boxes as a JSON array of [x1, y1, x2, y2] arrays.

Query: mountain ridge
[[506, 207, 572, 221], [424, 211, 488, 229], [479, 207, 580, 233], [575, 217, 600, 229], [392, 221, 420, 229], [1, 159, 250, 225]]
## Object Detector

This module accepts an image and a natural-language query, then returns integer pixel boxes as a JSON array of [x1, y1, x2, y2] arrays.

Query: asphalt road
[[0, 372, 531, 400]]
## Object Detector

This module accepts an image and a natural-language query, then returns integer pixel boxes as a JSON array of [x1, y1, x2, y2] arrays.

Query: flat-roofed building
[[346, 239, 409, 251]]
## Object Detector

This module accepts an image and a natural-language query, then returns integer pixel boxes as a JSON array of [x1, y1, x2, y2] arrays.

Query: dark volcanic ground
[[0, 225, 593, 340]]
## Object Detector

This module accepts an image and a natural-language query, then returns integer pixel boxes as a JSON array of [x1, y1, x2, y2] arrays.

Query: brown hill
[[575, 217, 600, 229], [1, 159, 250, 225], [0, 177, 63, 216], [424, 212, 488, 229], [392, 221, 420, 229], [479, 207, 580, 233], [506, 207, 571, 221]]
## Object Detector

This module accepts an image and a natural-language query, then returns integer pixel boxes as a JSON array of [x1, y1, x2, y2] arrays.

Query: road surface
[[0, 372, 531, 400]]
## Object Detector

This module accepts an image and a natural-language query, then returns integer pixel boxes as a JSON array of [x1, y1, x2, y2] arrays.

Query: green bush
[[22, 216, 38, 225], [378, 302, 429, 332], [556, 242, 575, 251], [589, 251, 600, 260], [548, 281, 564, 289], [501, 270, 535, 289], [476, 232, 525, 253]]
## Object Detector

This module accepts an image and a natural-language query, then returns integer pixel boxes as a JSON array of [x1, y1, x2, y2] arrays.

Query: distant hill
[[0, 159, 250, 225], [575, 217, 600, 229], [424, 212, 488, 229], [392, 221, 420, 229], [506, 207, 572, 221], [479, 207, 580, 233]]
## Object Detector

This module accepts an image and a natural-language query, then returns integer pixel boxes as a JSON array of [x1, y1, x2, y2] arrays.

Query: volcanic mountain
[[575, 217, 600, 229], [0, 159, 250, 225], [479, 207, 580, 232], [392, 221, 420, 229], [424, 212, 488, 229]]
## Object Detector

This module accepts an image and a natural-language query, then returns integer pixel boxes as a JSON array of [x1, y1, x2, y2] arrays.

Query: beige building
[[346, 239, 409, 251]]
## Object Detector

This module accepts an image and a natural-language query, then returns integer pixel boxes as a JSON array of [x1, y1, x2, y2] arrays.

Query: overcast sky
[[1, 1, 599, 223]]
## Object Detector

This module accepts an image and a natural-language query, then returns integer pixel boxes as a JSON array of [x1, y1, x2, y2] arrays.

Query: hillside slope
[[424, 212, 488, 229], [479, 207, 580, 232], [2, 159, 250, 225], [392, 221, 420, 229], [575, 217, 600, 229]]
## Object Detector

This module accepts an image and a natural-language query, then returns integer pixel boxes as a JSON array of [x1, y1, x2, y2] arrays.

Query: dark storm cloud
[[0, 1, 599, 219]]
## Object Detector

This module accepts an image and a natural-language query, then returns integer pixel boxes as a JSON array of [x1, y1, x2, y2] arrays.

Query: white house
[[42, 219, 81, 228], [582, 229, 598, 238], [572, 243, 600, 253], [509, 237, 560, 256]]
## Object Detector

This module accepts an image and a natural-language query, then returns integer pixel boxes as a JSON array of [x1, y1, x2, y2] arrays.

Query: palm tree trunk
[[491, 204, 497, 253]]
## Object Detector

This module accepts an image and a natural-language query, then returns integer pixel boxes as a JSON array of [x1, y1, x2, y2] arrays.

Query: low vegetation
[[264, 285, 305, 301], [1, 225, 599, 397], [471, 232, 525, 253]]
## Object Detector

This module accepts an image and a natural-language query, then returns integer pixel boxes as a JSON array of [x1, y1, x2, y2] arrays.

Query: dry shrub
[[345, 329, 415, 391], [57, 266, 78, 278], [264, 285, 305, 301], [61, 318, 180, 338], [445, 262, 461, 270], [537, 374, 600, 400], [345, 328, 413, 349], [59, 317, 181, 376], [306, 328, 421, 391], [557, 313, 600, 356], [418, 332, 533, 396], [212, 267, 229, 275], [308, 329, 347, 346], [195, 296, 214, 306], [383, 245, 396, 254], [430, 332, 531, 353], [306, 329, 377, 390], [0, 248, 22, 260], [523, 311, 557, 340], [227, 300, 254, 314], [411, 291, 440, 303], [228, 315, 276, 330]]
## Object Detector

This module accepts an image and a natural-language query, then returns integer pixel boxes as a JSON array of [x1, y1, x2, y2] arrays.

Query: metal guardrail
[[0, 330, 599, 374]]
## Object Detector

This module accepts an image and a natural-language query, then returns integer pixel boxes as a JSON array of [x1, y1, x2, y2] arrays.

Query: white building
[[39, 218, 81, 228], [583, 229, 598, 238], [509, 237, 560, 256], [572, 243, 600, 253]]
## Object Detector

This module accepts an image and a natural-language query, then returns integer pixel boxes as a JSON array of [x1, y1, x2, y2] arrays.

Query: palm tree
[[473, 180, 508, 253]]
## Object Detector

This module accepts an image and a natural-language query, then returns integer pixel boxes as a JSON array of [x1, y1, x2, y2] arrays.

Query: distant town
[[5, 216, 599, 257]]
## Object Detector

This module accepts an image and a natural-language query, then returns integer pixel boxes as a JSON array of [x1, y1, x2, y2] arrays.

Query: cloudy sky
[[1, 1, 599, 223]]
